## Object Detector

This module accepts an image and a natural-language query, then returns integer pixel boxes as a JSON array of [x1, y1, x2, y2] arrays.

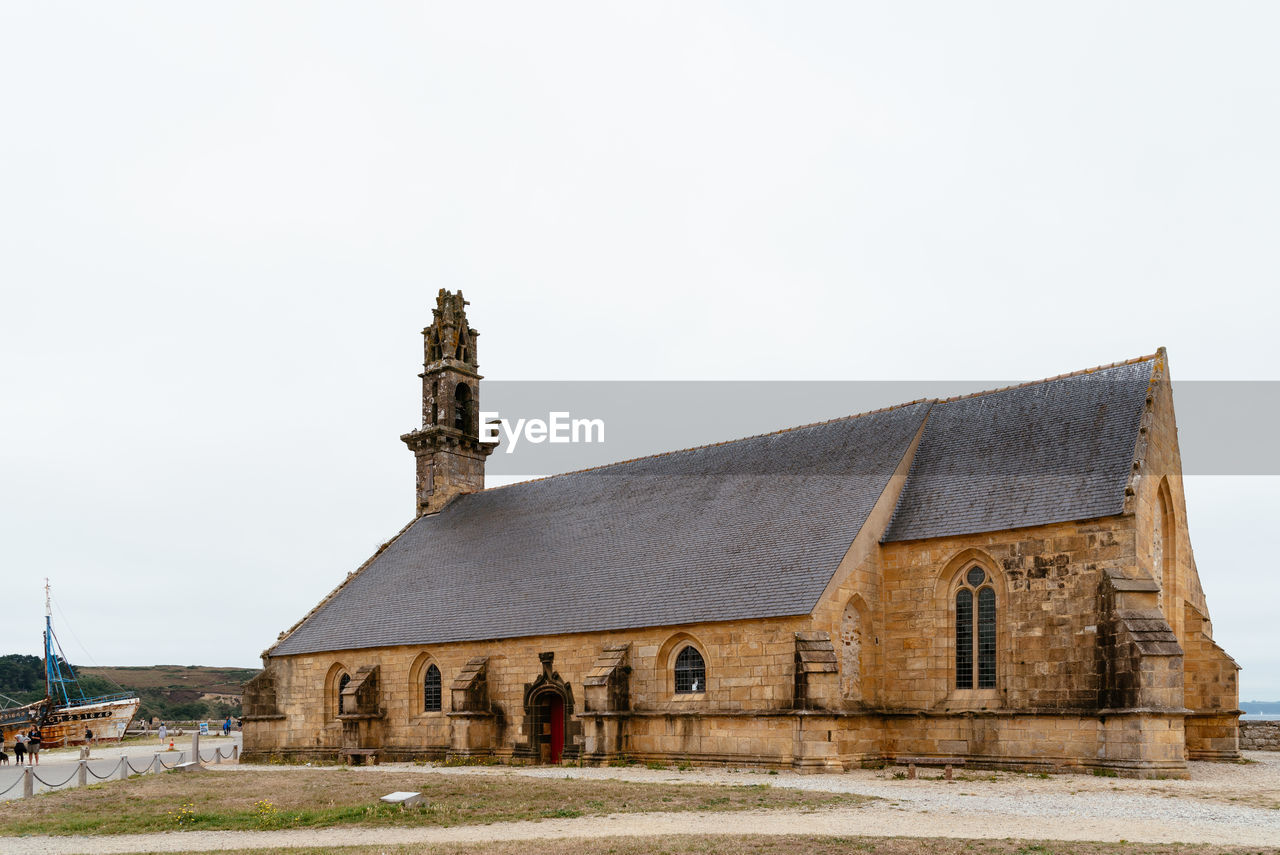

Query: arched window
[[454, 384, 472, 433], [423, 664, 442, 712], [955, 566, 996, 689], [336, 672, 351, 715], [674, 646, 705, 693]]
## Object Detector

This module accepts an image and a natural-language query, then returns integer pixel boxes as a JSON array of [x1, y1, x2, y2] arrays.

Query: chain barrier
[[2, 743, 231, 799], [0, 774, 23, 797], [85, 758, 124, 781], [31, 768, 78, 789]]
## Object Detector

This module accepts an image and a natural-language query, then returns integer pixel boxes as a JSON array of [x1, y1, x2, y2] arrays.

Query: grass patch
[[0, 769, 872, 836], [75, 835, 1280, 855]]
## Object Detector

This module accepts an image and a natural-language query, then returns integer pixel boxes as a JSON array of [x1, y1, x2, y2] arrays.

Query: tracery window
[[423, 664, 442, 712], [674, 646, 706, 694], [336, 672, 351, 715], [955, 566, 996, 689]]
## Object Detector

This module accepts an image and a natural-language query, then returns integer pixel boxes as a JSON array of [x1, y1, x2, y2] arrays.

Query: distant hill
[[0, 656, 258, 722]]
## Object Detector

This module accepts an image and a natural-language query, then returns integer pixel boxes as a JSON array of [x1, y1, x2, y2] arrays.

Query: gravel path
[[3, 751, 1278, 854]]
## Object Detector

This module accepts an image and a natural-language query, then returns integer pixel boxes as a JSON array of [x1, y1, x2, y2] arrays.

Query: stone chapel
[[243, 290, 1240, 776]]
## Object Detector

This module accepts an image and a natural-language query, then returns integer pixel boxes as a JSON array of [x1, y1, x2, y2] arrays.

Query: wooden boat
[[0, 582, 140, 748]]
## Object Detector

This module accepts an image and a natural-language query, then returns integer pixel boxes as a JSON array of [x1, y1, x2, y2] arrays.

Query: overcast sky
[[1, 2, 1277, 700]]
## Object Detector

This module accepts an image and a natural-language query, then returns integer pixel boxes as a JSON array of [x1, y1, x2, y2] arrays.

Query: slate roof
[[271, 355, 1157, 657], [882, 358, 1155, 542], [271, 403, 930, 656]]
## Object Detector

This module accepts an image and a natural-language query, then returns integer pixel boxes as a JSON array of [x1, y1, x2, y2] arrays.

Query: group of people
[[1, 728, 43, 766]]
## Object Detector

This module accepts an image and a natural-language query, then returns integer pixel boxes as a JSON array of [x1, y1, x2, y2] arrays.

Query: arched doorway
[[520, 652, 579, 765], [533, 689, 566, 763]]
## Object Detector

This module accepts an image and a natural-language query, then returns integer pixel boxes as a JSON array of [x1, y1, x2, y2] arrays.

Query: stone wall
[[875, 517, 1143, 713], [244, 614, 821, 767], [1241, 721, 1280, 751]]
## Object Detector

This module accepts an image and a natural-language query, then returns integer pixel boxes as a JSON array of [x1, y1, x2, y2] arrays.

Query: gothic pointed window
[[674, 646, 706, 694], [955, 566, 996, 689], [423, 664, 442, 712]]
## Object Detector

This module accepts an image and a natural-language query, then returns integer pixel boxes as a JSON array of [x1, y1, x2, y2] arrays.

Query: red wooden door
[[548, 693, 565, 763]]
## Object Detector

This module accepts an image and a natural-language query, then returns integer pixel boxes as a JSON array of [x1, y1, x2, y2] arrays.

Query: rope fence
[[0, 775, 22, 798], [31, 768, 78, 789], [84, 759, 122, 781], [3, 738, 237, 801]]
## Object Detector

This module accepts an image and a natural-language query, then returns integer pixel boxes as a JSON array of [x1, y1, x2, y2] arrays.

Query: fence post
[[191, 732, 200, 766], [233, 745, 240, 762], [22, 768, 33, 798], [152, 753, 162, 773], [79, 747, 88, 761], [78, 760, 87, 787], [117, 757, 128, 780]]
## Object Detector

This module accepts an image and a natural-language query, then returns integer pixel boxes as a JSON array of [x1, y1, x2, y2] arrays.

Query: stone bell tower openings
[[400, 289, 496, 515]]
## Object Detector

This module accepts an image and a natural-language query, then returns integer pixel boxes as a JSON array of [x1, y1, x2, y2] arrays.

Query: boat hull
[[1, 697, 140, 748]]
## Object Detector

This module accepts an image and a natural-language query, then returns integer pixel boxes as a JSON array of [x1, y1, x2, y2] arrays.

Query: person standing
[[223, 717, 231, 737], [26, 728, 40, 766], [85, 727, 94, 745], [12, 732, 26, 766], [158, 722, 167, 744]]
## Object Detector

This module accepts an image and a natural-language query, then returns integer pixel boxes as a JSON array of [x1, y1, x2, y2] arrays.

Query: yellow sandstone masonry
[[242, 325, 1240, 778]]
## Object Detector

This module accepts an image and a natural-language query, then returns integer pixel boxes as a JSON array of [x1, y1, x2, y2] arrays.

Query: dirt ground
[[1, 751, 1276, 854]]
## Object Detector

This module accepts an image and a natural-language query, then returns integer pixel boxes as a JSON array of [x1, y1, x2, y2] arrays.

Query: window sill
[[945, 689, 1001, 711], [412, 711, 447, 722]]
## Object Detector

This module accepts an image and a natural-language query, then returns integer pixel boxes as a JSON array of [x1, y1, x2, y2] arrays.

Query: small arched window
[[674, 646, 706, 694], [336, 672, 351, 715], [454, 384, 472, 433], [955, 566, 996, 689], [423, 664, 442, 712]]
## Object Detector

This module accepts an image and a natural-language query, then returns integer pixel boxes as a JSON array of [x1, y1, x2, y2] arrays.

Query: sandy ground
[[2, 750, 1278, 854]]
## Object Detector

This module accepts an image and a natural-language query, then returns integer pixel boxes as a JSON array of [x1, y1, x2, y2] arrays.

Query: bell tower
[[400, 289, 497, 515]]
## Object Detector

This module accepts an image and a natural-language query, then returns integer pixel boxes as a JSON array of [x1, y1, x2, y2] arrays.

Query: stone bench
[[894, 756, 966, 779], [343, 749, 380, 766]]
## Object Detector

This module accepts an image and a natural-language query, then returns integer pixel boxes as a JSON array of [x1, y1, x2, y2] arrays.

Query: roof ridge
[[472, 352, 1159, 498], [475, 397, 937, 495], [935, 352, 1159, 404]]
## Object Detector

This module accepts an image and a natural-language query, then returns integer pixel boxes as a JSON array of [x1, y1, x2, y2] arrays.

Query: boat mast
[[44, 578, 52, 704]]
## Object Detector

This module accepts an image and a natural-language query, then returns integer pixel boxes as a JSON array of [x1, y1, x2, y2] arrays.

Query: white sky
[[1, 2, 1277, 699]]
